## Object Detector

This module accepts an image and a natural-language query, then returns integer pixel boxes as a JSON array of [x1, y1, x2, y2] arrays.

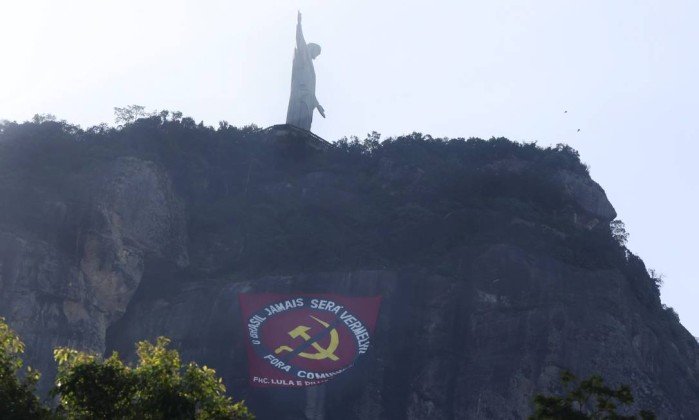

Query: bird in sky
[[577, 129, 581, 132]]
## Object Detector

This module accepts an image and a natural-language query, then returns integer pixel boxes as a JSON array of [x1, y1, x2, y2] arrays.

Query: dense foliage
[[530, 370, 655, 419], [0, 318, 252, 419], [53, 337, 252, 419], [0, 317, 51, 419]]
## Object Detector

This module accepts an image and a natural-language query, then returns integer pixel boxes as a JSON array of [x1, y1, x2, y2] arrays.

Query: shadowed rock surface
[[0, 117, 697, 418]]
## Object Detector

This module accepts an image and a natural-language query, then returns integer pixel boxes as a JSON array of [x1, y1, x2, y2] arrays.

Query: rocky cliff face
[[0, 155, 188, 390], [109, 258, 698, 419], [0, 120, 697, 418]]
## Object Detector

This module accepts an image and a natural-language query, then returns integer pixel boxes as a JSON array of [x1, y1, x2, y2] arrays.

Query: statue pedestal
[[264, 124, 331, 152]]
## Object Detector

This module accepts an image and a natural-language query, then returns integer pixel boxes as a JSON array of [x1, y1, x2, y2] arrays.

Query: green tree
[[610, 220, 629, 247], [53, 337, 253, 419], [647, 269, 664, 290], [32, 113, 57, 123], [114, 105, 154, 125], [530, 370, 655, 419], [0, 318, 51, 419]]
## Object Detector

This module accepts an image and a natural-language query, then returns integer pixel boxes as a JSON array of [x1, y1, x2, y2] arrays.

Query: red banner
[[238, 294, 381, 388]]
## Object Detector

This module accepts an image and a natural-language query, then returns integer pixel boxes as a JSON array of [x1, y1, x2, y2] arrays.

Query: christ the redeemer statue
[[286, 11, 325, 131]]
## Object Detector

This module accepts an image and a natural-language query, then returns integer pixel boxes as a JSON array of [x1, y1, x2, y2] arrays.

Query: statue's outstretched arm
[[296, 11, 307, 54], [294, 11, 310, 63]]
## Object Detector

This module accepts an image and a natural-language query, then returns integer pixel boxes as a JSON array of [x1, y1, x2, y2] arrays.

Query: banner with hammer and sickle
[[239, 294, 381, 388]]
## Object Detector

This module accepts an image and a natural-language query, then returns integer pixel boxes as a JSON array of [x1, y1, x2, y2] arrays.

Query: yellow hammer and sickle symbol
[[274, 316, 340, 361]]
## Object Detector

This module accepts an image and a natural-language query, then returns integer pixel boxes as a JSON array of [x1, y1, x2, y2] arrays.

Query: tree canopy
[[0, 318, 252, 419], [0, 317, 51, 419]]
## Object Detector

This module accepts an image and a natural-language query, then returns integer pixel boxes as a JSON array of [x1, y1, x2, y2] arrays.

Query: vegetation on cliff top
[[0, 111, 667, 315]]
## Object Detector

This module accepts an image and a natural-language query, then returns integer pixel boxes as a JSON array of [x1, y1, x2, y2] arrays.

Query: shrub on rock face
[[53, 336, 253, 419], [530, 370, 655, 420], [610, 220, 629, 247]]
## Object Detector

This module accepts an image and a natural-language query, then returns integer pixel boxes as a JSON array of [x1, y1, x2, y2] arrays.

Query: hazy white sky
[[1, 1, 697, 334]]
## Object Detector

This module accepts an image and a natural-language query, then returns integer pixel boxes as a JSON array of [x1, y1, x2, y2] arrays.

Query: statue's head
[[308, 43, 321, 59]]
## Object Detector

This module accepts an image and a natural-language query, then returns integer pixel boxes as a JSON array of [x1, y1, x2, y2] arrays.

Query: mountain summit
[[0, 117, 696, 418]]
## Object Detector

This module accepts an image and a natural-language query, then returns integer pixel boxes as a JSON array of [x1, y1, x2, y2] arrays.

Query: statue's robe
[[286, 30, 317, 131]]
